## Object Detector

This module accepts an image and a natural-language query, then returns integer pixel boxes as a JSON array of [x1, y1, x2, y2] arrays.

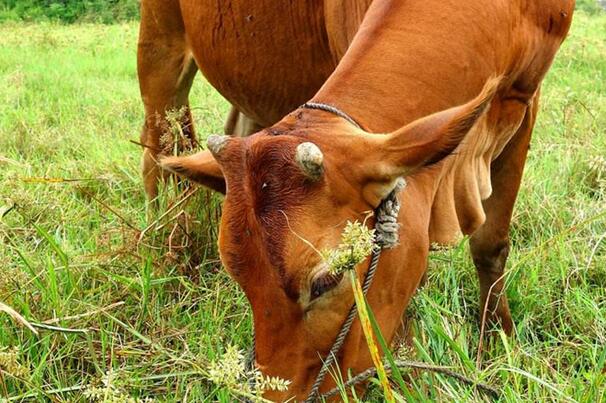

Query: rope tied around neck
[[304, 180, 404, 402], [301, 102, 363, 130]]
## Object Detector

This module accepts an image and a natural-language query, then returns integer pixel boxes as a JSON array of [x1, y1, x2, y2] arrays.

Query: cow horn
[[207, 134, 229, 157], [296, 142, 323, 180]]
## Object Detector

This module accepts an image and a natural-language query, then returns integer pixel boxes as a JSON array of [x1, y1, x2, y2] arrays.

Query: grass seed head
[[158, 106, 195, 156], [322, 221, 376, 276], [0, 347, 28, 378], [82, 370, 154, 403], [208, 344, 291, 399]]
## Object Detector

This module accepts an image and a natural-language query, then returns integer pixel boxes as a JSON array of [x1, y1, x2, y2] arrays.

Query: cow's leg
[[224, 106, 264, 137], [470, 96, 539, 336], [138, 0, 198, 200], [224, 106, 240, 136]]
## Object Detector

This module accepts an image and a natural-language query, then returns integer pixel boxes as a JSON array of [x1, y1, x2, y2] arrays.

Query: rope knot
[[374, 178, 405, 249]]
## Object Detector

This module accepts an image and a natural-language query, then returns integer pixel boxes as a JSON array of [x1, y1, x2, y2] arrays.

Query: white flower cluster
[[0, 346, 28, 378], [208, 345, 290, 400], [208, 344, 245, 389], [322, 221, 376, 276], [82, 371, 154, 403]]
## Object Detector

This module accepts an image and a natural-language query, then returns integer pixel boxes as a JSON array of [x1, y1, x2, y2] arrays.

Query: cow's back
[[179, 1, 370, 127]]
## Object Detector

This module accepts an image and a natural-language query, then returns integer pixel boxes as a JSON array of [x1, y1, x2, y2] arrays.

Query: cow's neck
[[311, 0, 500, 133], [308, 0, 519, 244]]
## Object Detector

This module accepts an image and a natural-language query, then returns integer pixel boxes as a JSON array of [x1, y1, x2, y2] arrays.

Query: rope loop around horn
[[374, 178, 406, 249]]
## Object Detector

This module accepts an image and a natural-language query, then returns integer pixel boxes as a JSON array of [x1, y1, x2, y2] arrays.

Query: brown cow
[[140, 0, 575, 400]]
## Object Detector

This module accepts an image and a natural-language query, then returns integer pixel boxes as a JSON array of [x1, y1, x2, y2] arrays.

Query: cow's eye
[[310, 272, 343, 301]]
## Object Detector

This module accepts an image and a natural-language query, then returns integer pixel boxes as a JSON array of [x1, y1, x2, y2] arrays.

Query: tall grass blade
[[348, 270, 394, 402]]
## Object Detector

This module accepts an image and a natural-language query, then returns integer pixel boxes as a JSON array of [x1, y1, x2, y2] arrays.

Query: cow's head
[[161, 79, 498, 401]]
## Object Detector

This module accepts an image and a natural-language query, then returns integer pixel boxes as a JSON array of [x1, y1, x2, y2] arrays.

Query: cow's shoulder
[[506, 0, 574, 97], [518, 0, 575, 38]]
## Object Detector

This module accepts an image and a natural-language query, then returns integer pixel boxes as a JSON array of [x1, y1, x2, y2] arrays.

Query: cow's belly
[[181, 1, 338, 127]]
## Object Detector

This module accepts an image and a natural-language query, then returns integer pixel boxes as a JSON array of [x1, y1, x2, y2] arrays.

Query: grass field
[[1, 10, 605, 403]]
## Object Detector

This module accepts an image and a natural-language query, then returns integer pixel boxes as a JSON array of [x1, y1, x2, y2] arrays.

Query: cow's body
[[139, 0, 574, 400]]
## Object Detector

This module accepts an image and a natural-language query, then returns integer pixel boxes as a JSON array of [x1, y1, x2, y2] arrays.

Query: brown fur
[[144, 0, 575, 400]]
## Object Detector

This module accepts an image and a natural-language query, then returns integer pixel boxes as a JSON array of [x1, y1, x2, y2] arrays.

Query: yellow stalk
[[348, 270, 394, 402]]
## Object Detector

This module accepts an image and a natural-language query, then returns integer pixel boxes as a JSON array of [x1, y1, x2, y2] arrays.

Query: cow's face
[[161, 78, 498, 401], [213, 131, 377, 390]]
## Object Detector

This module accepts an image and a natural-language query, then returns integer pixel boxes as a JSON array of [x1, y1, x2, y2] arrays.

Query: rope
[[374, 178, 406, 249], [300, 102, 363, 130], [304, 183, 403, 402], [304, 248, 381, 403]]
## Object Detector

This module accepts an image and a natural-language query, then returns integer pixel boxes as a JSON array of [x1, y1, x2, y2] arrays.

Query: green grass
[[0, 10, 605, 402], [0, 0, 139, 23]]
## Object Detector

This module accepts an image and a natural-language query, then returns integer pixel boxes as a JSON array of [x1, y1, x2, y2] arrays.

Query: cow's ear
[[160, 151, 226, 194], [363, 77, 500, 203]]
